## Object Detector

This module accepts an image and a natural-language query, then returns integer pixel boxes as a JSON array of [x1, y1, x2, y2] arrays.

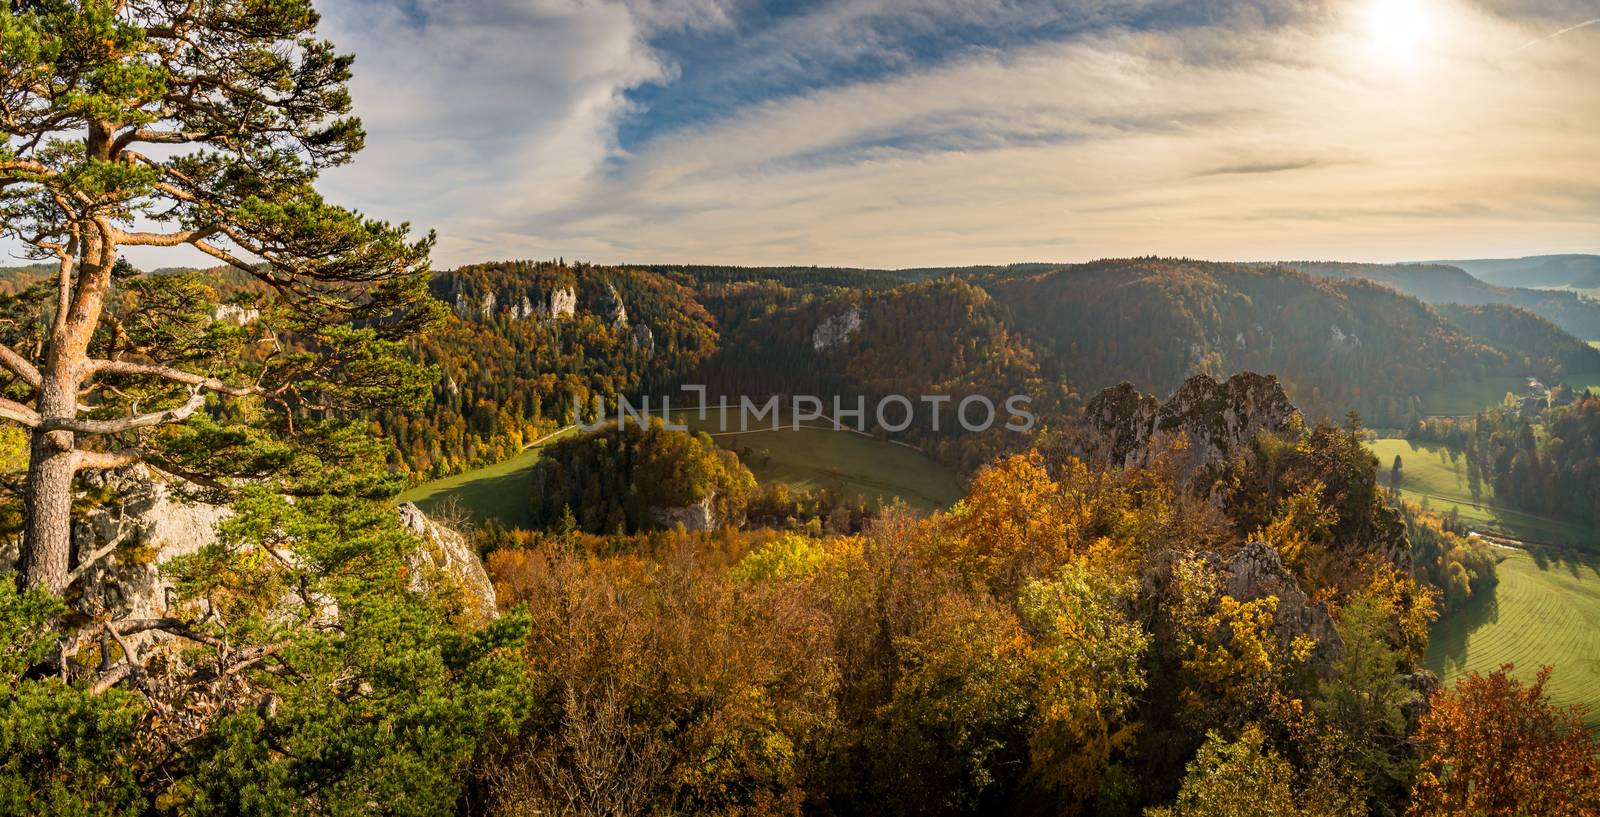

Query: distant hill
[[978, 258, 1530, 426], [0, 263, 53, 295], [1285, 261, 1600, 340], [1431, 254, 1600, 290], [1434, 303, 1600, 376]]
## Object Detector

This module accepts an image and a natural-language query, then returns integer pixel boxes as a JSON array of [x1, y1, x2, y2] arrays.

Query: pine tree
[[0, 0, 438, 593]]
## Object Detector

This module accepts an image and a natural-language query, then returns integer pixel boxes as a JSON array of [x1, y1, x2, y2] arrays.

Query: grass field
[[396, 427, 579, 528], [680, 407, 963, 510], [398, 411, 964, 527], [1427, 548, 1600, 726], [1363, 438, 1596, 547]]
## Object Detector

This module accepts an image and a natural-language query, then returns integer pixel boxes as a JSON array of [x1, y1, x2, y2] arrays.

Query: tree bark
[[20, 380, 78, 594], [19, 217, 111, 595]]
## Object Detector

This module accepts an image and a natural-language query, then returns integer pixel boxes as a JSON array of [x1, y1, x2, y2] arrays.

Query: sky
[[15, 0, 1600, 269]]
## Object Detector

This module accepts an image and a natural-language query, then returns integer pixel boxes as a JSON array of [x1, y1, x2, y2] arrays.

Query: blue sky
[[81, 0, 1600, 268]]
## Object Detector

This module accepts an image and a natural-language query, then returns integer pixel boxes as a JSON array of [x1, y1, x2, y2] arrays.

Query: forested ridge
[[378, 256, 1600, 484], [1287, 261, 1600, 340]]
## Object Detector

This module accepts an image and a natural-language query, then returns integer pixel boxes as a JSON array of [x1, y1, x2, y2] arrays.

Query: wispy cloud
[[20, 0, 1593, 269]]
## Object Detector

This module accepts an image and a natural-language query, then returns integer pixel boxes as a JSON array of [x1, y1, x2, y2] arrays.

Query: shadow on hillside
[[1525, 545, 1600, 580], [1429, 583, 1501, 677]]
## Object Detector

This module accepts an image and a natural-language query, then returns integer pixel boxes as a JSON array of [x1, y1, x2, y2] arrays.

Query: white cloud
[[316, 0, 674, 262], [495, 0, 1600, 265], [13, 0, 1592, 269]]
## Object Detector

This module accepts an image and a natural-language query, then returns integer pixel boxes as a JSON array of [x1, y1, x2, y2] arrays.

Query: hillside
[[1287, 260, 1600, 339], [387, 258, 1600, 483], [711, 277, 1063, 471], [1435, 254, 1600, 290], [979, 258, 1517, 426], [379, 260, 719, 478], [1434, 304, 1600, 377]]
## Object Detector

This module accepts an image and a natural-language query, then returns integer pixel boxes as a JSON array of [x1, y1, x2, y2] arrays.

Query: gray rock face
[[631, 322, 654, 354], [1329, 323, 1361, 353], [1146, 541, 1344, 676], [1081, 372, 1300, 472], [648, 495, 718, 532], [812, 304, 862, 351], [513, 295, 537, 320], [13, 469, 500, 651], [601, 283, 628, 329], [397, 502, 498, 624], [211, 303, 260, 326], [1222, 541, 1344, 671], [547, 287, 577, 319], [68, 468, 236, 651]]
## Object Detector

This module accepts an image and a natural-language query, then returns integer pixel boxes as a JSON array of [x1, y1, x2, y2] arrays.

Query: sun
[[1362, 0, 1432, 59]]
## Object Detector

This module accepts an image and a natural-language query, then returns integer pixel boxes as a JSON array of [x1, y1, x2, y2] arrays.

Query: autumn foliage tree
[[0, 0, 436, 593], [1408, 664, 1600, 817]]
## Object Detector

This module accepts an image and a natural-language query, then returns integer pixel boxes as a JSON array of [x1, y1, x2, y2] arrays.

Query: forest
[[374, 255, 1600, 487], [1411, 397, 1600, 526], [3, 2, 1599, 817]]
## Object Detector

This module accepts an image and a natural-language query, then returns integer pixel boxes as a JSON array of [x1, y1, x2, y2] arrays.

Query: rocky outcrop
[[547, 286, 577, 320], [1146, 541, 1344, 675], [15, 469, 500, 652], [1329, 323, 1361, 353], [600, 283, 629, 329], [631, 322, 655, 354], [1080, 372, 1300, 472], [648, 495, 718, 532], [1222, 541, 1344, 670], [68, 468, 236, 651], [812, 304, 862, 351], [397, 502, 498, 624], [211, 303, 260, 326], [513, 295, 537, 320]]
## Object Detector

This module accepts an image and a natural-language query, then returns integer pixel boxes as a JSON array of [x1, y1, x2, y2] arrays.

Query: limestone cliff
[[397, 502, 498, 624], [9, 468, 500, 651], [1146, 541, 1344, 674], [1221, 541, 1344, 670], [812, 304, 862, 351], [648, 495, 719, 532], [1079, 372, 1299, 472]]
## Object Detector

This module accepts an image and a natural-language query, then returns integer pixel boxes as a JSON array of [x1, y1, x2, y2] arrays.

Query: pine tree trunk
[[19, 221, 110, 595], [19, 424, 75, 594]]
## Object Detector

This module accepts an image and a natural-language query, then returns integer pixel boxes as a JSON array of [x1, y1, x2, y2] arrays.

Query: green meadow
[[1370, 437, 1600, 723], [397, 427, 580, 528], [398, 410, 963, 528], [680, 407, 963, 511], [1427, 547, 1600, 726], [1363, 438, 1595, 547], [1418, 372, 1600, 417]]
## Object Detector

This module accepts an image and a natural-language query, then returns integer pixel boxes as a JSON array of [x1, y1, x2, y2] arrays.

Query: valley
[[400, 409, 963, 527], [8, 0, 1600, 809]]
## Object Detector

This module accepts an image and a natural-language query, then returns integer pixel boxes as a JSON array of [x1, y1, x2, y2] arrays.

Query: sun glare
[[1363, 0, 1432, 61]]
